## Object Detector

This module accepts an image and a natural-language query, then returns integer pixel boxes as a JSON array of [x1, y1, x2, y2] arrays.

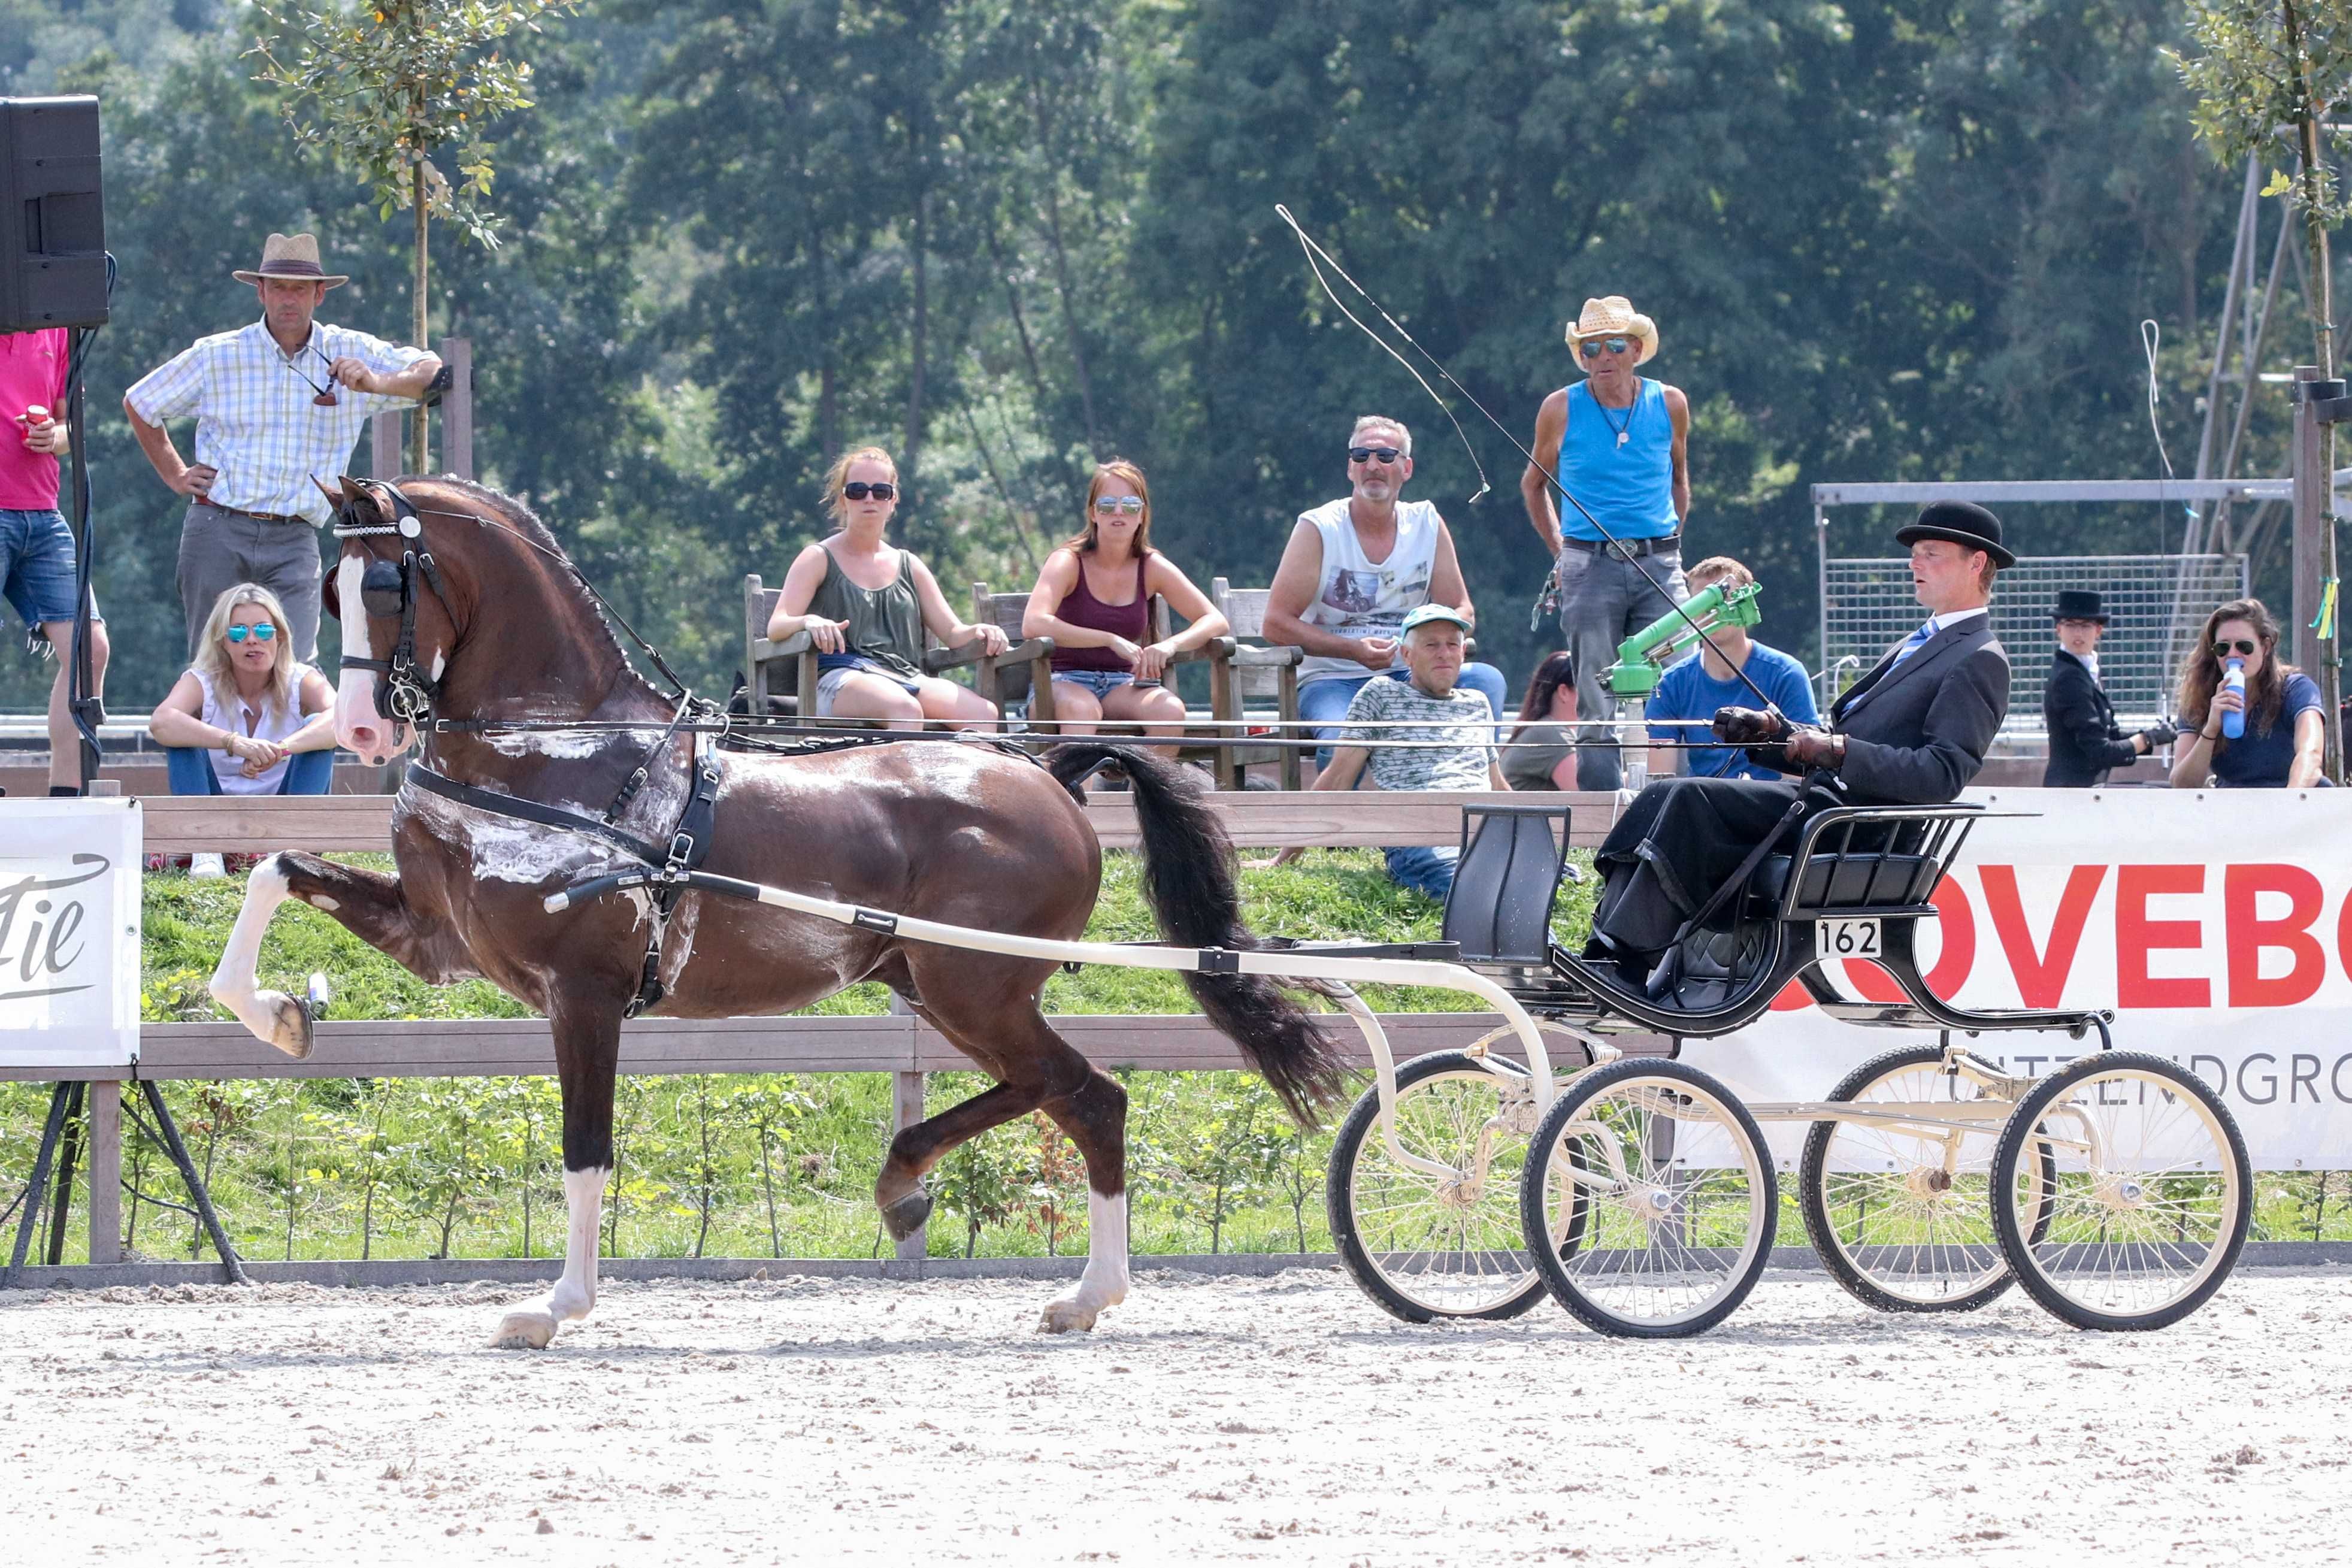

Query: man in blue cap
[[1588, 501, 2015, 971], [1257, 602, 1508, 898]]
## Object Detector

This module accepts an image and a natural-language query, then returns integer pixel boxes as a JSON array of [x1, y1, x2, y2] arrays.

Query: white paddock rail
[[544, 868, 1563, 1181]]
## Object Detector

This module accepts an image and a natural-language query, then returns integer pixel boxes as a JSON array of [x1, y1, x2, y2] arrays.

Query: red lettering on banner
[[1979, 865, 2106, 1007], [2115, 865, 2209, 1009], [2224, 864, 2326, 1007]]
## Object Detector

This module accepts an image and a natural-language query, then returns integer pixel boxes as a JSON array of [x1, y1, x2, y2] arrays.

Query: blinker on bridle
[[332, 480, 449, 725]]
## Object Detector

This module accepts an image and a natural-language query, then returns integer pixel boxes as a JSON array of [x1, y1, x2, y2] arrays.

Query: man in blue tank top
[[1519, 296, 1693, 791]]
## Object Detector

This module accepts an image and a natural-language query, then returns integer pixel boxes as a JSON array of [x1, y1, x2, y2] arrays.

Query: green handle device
[[1602, 582, 1763, 699]]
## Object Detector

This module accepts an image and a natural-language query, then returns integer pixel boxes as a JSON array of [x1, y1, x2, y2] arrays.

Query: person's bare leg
[[916, 676, 1001, 732], [40, 618, 108, 792], [824, 672, 926, 731], [1100, 682, 1188, 759], [1048, 681, 1104, 737]]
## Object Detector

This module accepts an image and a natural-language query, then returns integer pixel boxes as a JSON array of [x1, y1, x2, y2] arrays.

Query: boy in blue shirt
[[1644, 556, 1818, 780]]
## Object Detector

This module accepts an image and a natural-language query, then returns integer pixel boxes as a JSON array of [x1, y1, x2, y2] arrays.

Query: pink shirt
[[0, 329, 69, 510]]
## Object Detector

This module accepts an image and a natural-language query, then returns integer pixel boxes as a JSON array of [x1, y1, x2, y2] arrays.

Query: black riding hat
[[1895, 500, 2016, 568], [2052, 589, 2109, 624]]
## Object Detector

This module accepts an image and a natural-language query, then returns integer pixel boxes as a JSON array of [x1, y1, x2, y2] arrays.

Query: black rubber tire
[[1989, 1051, 2253, 1332], [1799, 1044, 2014, 1313], [1326, 1050, 1552, 1323], [1518, 1057, 1777, 1339]]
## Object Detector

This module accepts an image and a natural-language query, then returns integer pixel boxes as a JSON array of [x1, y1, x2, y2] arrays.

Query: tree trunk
[[2286, 0, 2343, 780], [410, 162, 430, 475], [903, 192, 928, 503], [816, 238, 838, 462]]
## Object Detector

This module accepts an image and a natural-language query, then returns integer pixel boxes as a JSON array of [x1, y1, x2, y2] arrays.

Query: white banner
[[0, 798, 141, 1071], [1681, 786, 2352, 1170]]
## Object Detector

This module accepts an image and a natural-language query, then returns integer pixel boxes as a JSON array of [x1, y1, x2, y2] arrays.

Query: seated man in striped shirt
[[125, 232, 443, 662], [1257, 604, 1508, 899]]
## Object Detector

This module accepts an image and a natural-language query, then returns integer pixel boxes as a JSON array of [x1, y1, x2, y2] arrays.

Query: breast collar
[[404, 731, 725, 1019]]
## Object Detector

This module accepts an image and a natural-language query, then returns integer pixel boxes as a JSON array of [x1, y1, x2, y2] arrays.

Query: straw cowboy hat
[[1564, 296, 1658, 365], [232, 232, 349, 289]]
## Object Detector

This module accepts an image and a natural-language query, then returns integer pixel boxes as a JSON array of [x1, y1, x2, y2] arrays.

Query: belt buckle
[[1606, 539, 1635, 562]]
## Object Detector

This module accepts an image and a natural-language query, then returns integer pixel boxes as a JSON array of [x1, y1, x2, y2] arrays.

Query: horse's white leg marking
[[207, 855, 313, 1058], [492, 1166, 610, 1350], [1038, 1189, 1129, 1333]]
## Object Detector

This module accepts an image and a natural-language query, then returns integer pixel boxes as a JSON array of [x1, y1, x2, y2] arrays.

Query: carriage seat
[[1751, 843, 1941, 916]]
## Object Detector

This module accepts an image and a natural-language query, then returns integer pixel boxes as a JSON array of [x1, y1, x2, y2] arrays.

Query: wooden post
[[86, 1080, 120, 1265], [371, 411, 402, 479], [2294, 368, 2326, 677], [887, 992, 927, 1262], [439, 337, 473, 480]]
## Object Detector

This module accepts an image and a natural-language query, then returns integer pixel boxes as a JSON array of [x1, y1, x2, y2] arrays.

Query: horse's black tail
[[1046, 743, 1349, 1127]]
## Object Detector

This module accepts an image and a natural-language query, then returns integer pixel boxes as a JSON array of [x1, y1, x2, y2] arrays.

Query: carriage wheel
[[1800, 1045, 2018, 1313], [1326, 1049, 1560, 1322], [1990, 1051, 2252, 1332], [1518, 1058, 1776, 1338]]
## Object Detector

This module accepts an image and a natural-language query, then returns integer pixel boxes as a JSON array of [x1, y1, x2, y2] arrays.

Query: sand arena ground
[[2, 1266, 2347, 1565]]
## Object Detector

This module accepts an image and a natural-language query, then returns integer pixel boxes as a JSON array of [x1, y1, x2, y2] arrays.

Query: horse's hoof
[[255, 990, 315, 1060], [1037, 1297, 1101, 1334], [489, 1309, 558, 1350], [879, 1189, 933, 1243]]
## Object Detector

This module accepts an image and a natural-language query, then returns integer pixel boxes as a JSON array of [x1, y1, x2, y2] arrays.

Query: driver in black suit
[[1589, 501, 2015, 965]]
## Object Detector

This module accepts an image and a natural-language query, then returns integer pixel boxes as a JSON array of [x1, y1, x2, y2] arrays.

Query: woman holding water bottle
[[2171, 598, 2326, 788]]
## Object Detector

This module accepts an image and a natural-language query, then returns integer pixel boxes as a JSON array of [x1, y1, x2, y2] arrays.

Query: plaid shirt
[[125, 319, 429, 524]]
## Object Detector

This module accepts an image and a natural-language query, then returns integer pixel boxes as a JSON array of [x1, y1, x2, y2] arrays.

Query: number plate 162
[[1816, 918, 1881, 959]]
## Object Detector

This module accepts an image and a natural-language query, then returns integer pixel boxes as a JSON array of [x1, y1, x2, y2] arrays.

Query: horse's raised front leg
[[1036, 1068, 1130, 1334], [492, 991, 620, 1350], [208, 852, 470, 1057]]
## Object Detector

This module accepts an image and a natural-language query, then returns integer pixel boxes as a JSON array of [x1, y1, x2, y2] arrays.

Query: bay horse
[[207, 475, 1345, 1347]]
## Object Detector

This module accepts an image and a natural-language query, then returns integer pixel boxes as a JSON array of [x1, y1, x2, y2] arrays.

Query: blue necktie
[[1847, 620, 1936, 712]]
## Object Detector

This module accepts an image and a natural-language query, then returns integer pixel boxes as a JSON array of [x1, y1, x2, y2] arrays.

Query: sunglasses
[[1093, 496, 1145, 515], [842, 482, 896, 502], [225, 622, 279, 644], [2214, 638, 2259, 658], [1348, 446, 1402, 465], [1578, 336, 1635, 359], [284, 343, 340, 407]]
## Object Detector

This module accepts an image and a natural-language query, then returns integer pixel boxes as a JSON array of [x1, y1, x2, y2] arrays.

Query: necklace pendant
[[1617, 431, 1629, 448]]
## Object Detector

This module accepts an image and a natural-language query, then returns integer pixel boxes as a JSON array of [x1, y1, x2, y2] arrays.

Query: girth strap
[[403, 762, 667, 864]]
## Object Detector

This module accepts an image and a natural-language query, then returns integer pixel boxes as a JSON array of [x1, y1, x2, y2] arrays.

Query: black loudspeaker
[[0, 95, 107, 334]]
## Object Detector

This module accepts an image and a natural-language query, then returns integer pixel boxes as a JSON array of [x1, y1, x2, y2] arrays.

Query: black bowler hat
[[1895, 500, 2016, 568], [2052, 589, 2109, 624]]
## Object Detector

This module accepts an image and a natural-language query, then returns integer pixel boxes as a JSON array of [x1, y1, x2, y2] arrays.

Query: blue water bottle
[[2221, 656, 2247, 740]]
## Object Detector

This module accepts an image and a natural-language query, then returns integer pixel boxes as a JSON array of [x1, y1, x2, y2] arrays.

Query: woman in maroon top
[[1022, 459, 1227, 751]]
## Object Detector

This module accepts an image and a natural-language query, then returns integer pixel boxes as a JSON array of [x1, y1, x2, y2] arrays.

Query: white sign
[[1683, 787, 2352, 1170], [0, 798, 141, 1070]]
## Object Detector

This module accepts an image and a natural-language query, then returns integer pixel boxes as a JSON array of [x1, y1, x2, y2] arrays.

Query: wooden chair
[[1207, 578, 1305, 790], [743, 573, 815, 717], [961, 583, 1058, 723]]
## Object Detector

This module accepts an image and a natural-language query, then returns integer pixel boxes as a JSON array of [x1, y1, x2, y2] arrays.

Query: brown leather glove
[[1782, 727, 1848, 771], [1712, 706, 1790, 746]]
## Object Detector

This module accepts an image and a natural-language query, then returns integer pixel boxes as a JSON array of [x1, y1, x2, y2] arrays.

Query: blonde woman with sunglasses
[[150, 582, 337, 809], [1021, 459, 1227, 749]]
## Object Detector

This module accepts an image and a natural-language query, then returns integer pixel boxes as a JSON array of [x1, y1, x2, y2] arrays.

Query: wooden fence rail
[[137, 790, 1627, 855]]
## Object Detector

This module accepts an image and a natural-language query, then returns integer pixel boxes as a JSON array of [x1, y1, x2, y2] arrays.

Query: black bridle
[[330, 479, 451, 727]]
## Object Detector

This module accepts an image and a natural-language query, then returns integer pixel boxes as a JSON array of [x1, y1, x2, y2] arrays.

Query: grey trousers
[[1557, 541, 1685, 791], [177, 501, 323, 662]]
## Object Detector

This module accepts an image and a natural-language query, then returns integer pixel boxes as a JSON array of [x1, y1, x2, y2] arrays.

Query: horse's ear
[[316, 475, 347, 505]]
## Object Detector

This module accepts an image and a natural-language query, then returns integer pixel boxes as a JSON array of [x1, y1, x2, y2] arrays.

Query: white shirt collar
[[1925, 605, 1989, 634]]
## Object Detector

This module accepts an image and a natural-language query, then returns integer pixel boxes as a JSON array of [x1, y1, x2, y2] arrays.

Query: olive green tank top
[[807, 541, 927, 681]]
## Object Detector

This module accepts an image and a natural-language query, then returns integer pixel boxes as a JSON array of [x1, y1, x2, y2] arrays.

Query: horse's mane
[[411, 474, 656, 695]]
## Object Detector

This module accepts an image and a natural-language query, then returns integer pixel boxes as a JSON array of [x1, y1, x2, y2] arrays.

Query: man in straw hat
[[2042, 588, 2174, 786], [1585, 501, 2014, 983], [1520, 295, 1692, 791], [125, 233, 443, 661]]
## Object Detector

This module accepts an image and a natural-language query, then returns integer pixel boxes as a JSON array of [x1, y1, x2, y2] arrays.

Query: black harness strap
[[402, 731, 726, 1018]]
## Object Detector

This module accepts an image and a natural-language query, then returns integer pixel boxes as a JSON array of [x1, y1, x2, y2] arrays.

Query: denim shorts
[[1051, 668, 1142, 700], [815, 659, 924, 716], [1, 506, 99, 629]]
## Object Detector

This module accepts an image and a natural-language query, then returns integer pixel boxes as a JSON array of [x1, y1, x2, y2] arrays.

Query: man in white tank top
[[1264, 415, 1509, 770]]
